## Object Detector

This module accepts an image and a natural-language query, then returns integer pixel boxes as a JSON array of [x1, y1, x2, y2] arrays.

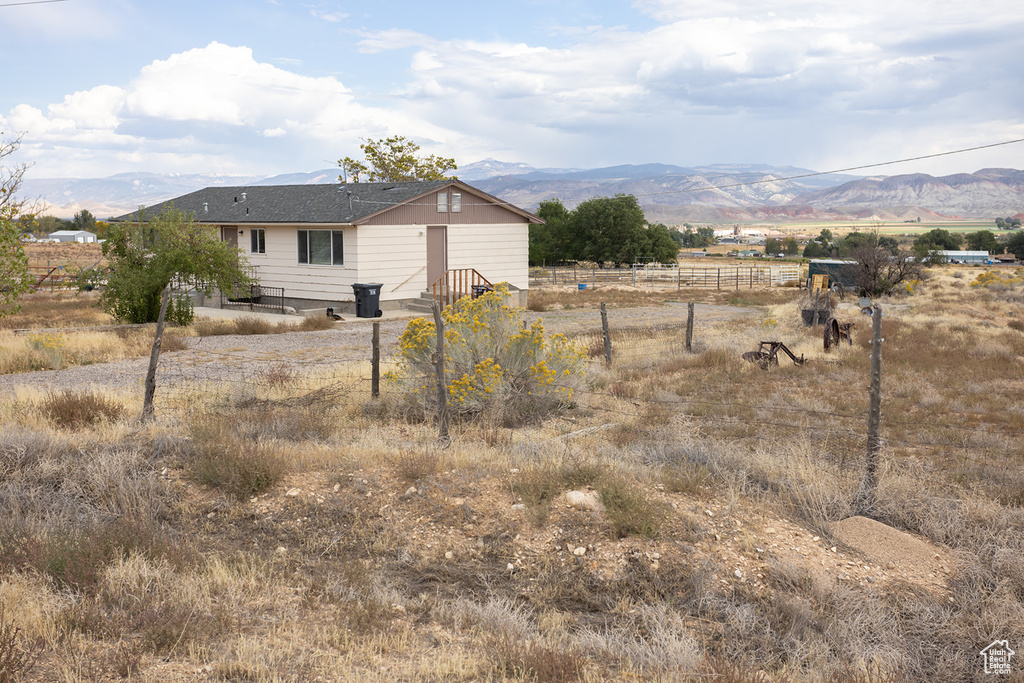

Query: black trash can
[[471, 284, 494, 299], [352, 283, 383, 318]]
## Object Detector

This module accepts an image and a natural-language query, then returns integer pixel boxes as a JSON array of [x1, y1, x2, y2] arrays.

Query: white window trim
[[297, 228, 345, 266], [250, 228, 266, 254]]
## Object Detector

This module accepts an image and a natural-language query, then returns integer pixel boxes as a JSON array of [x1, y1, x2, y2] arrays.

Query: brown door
[[426, 225, 447, 286], [221, 226, 239, 248]]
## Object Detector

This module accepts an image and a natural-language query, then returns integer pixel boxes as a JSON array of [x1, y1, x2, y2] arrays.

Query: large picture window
[[298, 229, 344, 265]]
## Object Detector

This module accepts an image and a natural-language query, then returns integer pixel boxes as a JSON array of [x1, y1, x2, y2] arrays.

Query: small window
[[437, 192, 448, 212], [297, 229, 344, 265], [451, 192, 462, 213], [250, 228, 265, 254]]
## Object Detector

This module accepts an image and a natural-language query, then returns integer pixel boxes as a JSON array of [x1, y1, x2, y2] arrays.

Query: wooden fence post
[[371, 321, 380, 398], [432, 302, 450, 447], [685, 301, 694, 353], [600, 302, 612, 367], [854, 305, 883, 512], [140, 285, 172, 423]]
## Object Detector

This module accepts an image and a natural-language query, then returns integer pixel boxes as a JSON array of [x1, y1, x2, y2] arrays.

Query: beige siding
[[237, 220, 528, 303], [242, 225, 359, 301], [447, 224, 529, 290], [352, 225, 431, 301]]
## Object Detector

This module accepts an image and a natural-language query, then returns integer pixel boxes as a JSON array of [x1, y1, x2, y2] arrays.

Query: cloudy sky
[[2, 0, 1022, 180]]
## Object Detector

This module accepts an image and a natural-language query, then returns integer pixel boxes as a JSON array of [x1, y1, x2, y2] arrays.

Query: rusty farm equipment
[[823, 317, 854, 351], [742, 341, 805, 369]]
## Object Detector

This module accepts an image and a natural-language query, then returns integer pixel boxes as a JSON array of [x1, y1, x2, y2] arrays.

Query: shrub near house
[[389, 286, 586, 424]]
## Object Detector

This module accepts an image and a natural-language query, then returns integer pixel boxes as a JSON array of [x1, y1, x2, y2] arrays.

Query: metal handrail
[[429, 269, 493, 309]]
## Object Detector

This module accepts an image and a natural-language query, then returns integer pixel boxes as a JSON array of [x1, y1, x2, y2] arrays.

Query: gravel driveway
[[0, 303, 758, 393]]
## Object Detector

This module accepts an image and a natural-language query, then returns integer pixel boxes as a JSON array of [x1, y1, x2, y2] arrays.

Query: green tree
[[913, 228, 962, 252], [647, 223, 681, 264], [71, 209, 96, 233], [1006, 231, 1024, 260], [529, 199, 572, 265], [338, 135, 456, 182], [667, 226, 685, 248], [965, 230, 1004, 254], [781, 236, 799, 255], [996, 218, 1007, 230], [571, 195, 649, 266], [803, 241, 827, 258], [0, 132, 31, 318], [103, 207, 254, 420], [764, 237, 781, 255], [837, 231, 878, 256], [102, 207, 253, 326]]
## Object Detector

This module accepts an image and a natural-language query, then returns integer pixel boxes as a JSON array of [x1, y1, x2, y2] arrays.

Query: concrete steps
[[406, 291, 436, 314]]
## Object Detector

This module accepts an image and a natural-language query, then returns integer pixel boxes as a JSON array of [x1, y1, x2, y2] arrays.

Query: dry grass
[[0, 291, 112, 330], [41, 389, 125, 430], [1, 266, 1023, 681], [0, 294, 334, 375]]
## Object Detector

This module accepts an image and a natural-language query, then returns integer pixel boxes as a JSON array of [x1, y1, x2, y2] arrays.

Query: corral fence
[[27, 265, 85, 293], [529, 264, 801, 290]]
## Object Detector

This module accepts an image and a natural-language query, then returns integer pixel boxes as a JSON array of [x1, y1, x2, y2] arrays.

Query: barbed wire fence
[[131, 301, 1023, 499]]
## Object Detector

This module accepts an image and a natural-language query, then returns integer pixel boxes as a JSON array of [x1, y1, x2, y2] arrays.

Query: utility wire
[[342, 137, 1024, 210], [0, 0, 68, 6], [633, 137, 1024, 199]]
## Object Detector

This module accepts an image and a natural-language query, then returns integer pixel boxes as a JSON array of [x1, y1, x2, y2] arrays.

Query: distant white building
[[938, 250, 989, 264], [48, 230, 98, 243]]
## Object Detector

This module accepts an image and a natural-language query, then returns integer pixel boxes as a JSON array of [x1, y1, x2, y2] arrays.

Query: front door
[[426, 225, 447, 287], [221, 226, 239, 249]]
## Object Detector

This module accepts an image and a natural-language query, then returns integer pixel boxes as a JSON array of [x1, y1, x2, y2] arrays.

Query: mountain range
[[19, 160, 1024, 223]]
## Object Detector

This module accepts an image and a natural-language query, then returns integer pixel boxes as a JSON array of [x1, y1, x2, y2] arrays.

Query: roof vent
[[241, 192, 247, 202], [203, 202, 208, 213]]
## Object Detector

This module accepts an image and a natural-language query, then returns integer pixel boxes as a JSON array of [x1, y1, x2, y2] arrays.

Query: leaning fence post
[[685, 301, 694, 353], [600, 302, 612, 367], [371, 321, 380, 398], [431, 302, 450, 447]]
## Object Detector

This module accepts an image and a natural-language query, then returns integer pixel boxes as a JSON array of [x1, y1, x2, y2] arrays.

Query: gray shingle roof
[[116, 180, 453, 224]]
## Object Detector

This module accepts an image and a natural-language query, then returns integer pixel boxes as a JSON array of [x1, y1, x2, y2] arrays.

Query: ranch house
[[119, 180, 540, 315]]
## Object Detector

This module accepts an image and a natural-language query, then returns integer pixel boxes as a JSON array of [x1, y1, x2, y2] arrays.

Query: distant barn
[[937, 250, 990, 264], [807, 259, 859, 289], [48, 230, 98, 244]]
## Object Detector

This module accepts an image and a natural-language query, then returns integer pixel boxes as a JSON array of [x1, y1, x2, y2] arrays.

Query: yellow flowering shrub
[[28, 332, 66, 370], [971, 270, 1024, 288], [392, 284, 587, 423]]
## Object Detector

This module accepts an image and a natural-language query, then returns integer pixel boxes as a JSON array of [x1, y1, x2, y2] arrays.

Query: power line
[[0, 0, 68, 6], [343, 137, 1024, 211], [632, 138, 1024, 199]]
